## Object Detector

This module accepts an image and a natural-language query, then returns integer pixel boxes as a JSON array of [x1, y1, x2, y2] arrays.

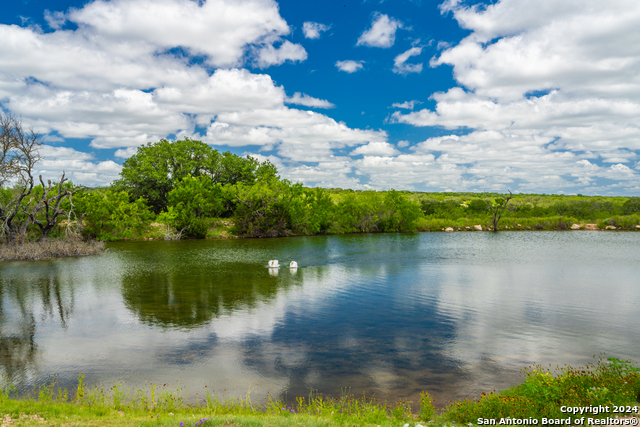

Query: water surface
[[1, 232, 639, 407]]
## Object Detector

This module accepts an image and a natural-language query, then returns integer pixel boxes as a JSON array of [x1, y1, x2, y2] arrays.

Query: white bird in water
[[289, 261, 298, 268], [268, 260, 279, 268]]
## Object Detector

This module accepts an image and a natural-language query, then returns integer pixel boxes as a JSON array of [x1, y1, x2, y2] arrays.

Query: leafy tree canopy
[[114, 138, 277, 213]]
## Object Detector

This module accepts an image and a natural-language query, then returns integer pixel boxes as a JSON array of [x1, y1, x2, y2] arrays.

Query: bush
[[597, 215, 640, 230], [468, 198, 489, 213], [232, 180, 300, 237], [419, 391, 436, 422], [158, 175, 227, 237], [622, 197, 640, 215], [443, 357, 640, 423], [420, 199, 439, 216], [74, 189, 154, 241]]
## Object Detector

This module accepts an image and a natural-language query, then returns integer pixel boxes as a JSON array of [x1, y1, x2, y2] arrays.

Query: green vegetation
[[410, 191, 640, 232], [444, 357, 640, 423], [113, 138, 277, 215], [72, 139, 427, 241], [1, 357, 638, 426], [3, 137, 640, 249], [71, 138, 639, 241]]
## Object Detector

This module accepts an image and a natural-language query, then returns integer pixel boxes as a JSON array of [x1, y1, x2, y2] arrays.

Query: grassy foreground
[[1, 357, 639, 427]]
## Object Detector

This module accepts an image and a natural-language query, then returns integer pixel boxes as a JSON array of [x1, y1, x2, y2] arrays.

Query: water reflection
[[0, 263, 77, 383], [120, 266, 301, 329], [0, 233, 638, 407]]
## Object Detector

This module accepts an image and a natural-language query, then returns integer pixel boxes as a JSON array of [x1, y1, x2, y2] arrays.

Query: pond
[[1, 231, 639, 407]]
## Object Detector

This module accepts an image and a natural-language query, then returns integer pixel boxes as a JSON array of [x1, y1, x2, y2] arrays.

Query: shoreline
[[149, 223, 640, 241], [2, 223, 638, 262], [0, 239, 105, 262], [1, 357, 638, 427]]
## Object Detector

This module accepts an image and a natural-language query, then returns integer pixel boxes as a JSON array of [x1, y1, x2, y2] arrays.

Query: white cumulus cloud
[[68, 0, 295, 68], [302, 22, 331, 39], [389, 0, 640, 194], [0, 0, 383, 187], [285, 92, 335, 109], [35, 146, 122, 187], [356, 13, 403, 48], [44, 10, 66, 29], [391, 100, 420, 110], [351, 142, 401, 156], [253, 41, 308, 68], [393, 47, 423, 75], [335, 60, 365, 73]]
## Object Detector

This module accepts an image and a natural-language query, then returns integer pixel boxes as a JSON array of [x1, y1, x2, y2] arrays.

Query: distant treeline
[[3, 138, 640, 243], [417, 194, 640, 219]]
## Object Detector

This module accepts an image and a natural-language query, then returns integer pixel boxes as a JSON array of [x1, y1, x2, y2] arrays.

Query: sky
[[1, 0, 639, 195]]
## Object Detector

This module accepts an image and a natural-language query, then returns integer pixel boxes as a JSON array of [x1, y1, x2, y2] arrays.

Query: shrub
[[419, 391, 436, 422], [622, 197, 640, 215], [443, 357, 640, 424], [74, 189, 154, 241], [468, 198, 489, 213]]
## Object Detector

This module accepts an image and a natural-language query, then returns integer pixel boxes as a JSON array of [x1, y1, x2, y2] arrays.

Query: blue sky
[[1, 0, 639, 195]]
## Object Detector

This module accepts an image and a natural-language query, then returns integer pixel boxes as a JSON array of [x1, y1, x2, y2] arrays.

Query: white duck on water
[[268, 260, 279, 268]]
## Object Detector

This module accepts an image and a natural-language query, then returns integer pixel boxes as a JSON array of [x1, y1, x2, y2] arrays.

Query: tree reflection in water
[[0, 263, 75, 384], [121, 261, 303, 329]]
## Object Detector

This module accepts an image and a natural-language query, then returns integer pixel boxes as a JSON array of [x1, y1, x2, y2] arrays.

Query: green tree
[[232, 179, 302, 237], [468, 198, 489, 214], [115, 138, 218, 213], [160, 175, 225, 238], [115, 138, 271, 213], [73, 189, 153, 241], [300, 187, 334, 234], [622, 197, 640, 215], [217, 152, 261, 186], [420, 199, 439, 216], [332, 192, 384, 233], [231, 183, 335, 237], [256, 160, 279, 182], [488, 191, 514, 231], [379, 189, 422, 232]]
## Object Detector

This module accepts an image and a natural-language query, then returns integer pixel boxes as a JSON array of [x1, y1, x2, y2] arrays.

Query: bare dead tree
[[488, 190, 514, 231], [63, 189, 85, 240], [0, 113, 43, 244], [30, 173, 75, 241]]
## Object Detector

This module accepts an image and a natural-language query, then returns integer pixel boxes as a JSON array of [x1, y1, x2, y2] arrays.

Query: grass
[[0, 238, 105, 261], [442, 357, 640, 424], [1, 357, 639, 426]]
